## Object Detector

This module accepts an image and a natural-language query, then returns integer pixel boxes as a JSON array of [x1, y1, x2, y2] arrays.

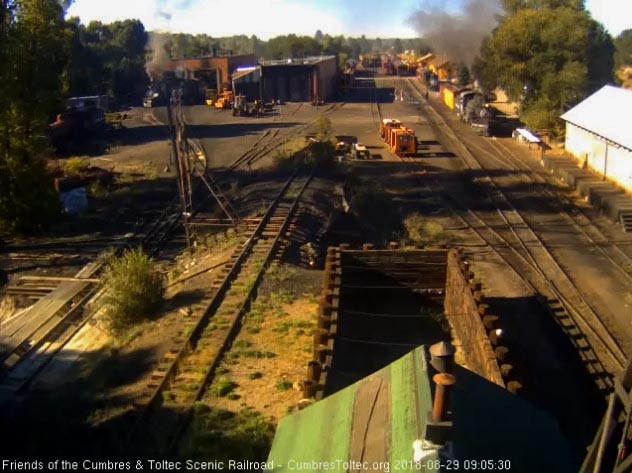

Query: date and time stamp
[[1, 458, 513, 472]]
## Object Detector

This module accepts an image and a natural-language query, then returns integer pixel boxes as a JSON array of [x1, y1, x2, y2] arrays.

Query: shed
[[268, 346, 575, 473], [428, 55, 456, 82], [561, 85, 632, 191], [260, 56, 337, 103]]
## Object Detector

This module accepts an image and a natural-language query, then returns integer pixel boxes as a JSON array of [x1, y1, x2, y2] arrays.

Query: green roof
[[268, 346, 576, 473]]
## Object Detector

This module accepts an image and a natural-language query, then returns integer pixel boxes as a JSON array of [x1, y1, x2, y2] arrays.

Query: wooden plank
[[0, 281, 91, 357], [19, 276, 100, 283]]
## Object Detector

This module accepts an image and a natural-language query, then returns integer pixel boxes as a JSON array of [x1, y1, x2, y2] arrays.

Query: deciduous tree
[[473, 5, 613, 134]]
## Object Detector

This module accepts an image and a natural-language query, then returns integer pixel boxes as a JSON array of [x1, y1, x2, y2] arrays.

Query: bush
[[64, 157, 90, 176], [350, 181, 401, 241], [0, 157, 60, 235], [403, 212, 425, 244], [101, 248, 164, 335], [521, 99, 565, 138], [314, 114, 332, 141], [403, 212, 445, 245]]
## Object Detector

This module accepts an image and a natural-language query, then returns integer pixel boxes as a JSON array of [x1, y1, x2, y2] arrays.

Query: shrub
[[0, 157, 59, 235], [403, 212, 425, 244], [64, 157, 90, 176], [101, 248, 164, 335], [314, 115, 332, 141], [521, 99, 565, 138], [403, 212, 446, 245], [350, 181, 401, 241]]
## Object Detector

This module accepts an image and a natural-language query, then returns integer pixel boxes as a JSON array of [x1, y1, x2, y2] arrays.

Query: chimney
[[425, 372, 455, 445], [429, 341, 456, 374], [431, 373, 455, 422]]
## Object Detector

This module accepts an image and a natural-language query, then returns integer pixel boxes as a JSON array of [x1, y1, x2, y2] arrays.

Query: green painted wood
[[390, 351, 419, 473], [268, 381, 355, 472]]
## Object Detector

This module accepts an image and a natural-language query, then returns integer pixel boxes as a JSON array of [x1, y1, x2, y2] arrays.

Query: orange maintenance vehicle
[[380, 118, 402, 139], [381, 118, 416, 156]]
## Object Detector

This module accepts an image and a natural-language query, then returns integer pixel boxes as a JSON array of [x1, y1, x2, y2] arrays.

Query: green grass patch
[[233, 340, 251, 350], [275, 379, 293, 391], [241, 350, 275, 359], [182, 407, 274, 463], [213, 377, 236, 397]]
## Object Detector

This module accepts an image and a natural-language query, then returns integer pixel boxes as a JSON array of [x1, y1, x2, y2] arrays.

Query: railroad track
[[400, 78, 627, 382], [0, 202, 186, 394], [222, 102, 343, 173], [126, 170, 312, 455], [471, 136, 632, 285]]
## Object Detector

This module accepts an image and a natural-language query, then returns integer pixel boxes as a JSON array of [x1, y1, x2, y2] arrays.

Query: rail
[[403, 77, 627, 378], [125, 170, 313, 454]]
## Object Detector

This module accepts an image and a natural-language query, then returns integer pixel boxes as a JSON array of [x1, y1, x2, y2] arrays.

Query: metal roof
[[561, 85, 632, 151], [260, 55, 335, 66], [268, 346, 575, 472]]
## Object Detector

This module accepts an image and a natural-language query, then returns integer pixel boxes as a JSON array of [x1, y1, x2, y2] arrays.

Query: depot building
[[561, 85, 632, 192]]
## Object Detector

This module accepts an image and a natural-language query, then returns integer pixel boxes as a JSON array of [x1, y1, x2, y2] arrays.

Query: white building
[[561, 85, 632, 192]]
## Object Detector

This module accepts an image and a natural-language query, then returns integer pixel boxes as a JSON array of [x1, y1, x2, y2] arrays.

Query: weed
[[246, 326, 261, 334], [213, 377, 236, 397], [273, 320, 312, 333], [193, 402, 210, 415], [242, 350, 275, 359], [216, 366, 229, 375], [273, 322, 291, 333], [272, 289, 295, 305], [144, 166, 158, 180], [275, 379, 293, 391], [403, 212, 446, 245], [403, 212, 425, 244], [182, 407, 274, 462], [265, 264, 297, 285], [233, 340, 251, 349], [226, 393, 240, 400], [65, 157, 90, 176], [101, 248, 164, 336], [247, 372, 264, 380]]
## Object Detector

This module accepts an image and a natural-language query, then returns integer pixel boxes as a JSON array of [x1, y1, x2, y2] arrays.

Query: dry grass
[[206, 296, 317, 421]]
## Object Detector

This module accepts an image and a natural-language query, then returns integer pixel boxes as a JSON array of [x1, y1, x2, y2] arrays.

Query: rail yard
[[3, 61, 632, 471]]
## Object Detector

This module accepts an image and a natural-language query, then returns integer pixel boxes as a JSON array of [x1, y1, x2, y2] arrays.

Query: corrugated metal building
[[232, 56, 337, 102], [268, 346, 575, 473], [561, 85, 632, 192]]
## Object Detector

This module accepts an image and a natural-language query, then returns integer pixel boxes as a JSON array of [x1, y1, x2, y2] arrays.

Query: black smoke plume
[[408, 0, 501, 66]]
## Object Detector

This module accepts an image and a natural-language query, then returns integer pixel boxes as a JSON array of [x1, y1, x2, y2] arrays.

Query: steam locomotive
[[143, 72, 206, 107]]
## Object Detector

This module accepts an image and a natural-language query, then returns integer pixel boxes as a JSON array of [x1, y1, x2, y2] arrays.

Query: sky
[[66, 0, 632, 39]]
